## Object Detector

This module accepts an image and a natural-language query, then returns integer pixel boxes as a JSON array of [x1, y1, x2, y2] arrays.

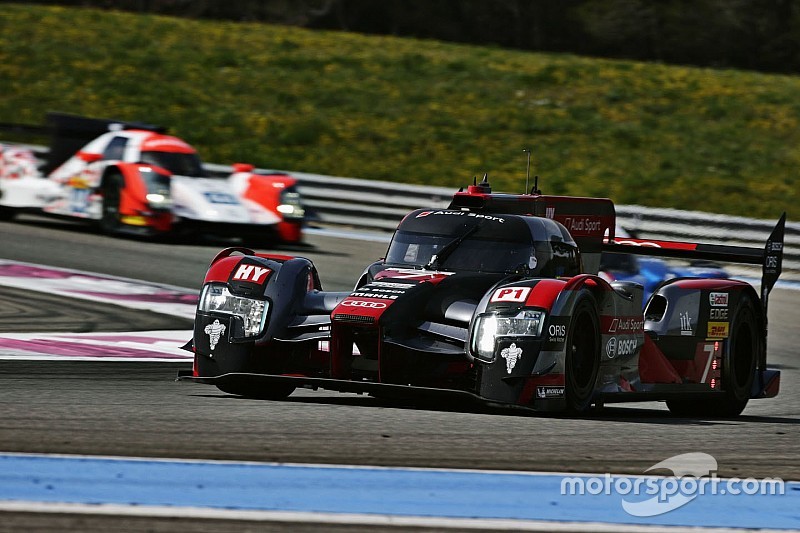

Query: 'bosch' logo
[[341, 300, 387, 309]]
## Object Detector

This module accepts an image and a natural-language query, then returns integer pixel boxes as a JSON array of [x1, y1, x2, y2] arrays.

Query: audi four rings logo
[[342, 300, 387, 309]]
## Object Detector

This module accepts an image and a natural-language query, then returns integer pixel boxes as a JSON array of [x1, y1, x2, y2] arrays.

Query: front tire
[[99, 172, 123, 235], [564, 292, 601, 413]]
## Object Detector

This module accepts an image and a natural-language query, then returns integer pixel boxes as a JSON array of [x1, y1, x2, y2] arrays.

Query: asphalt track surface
[[1, 214, 799, 531]]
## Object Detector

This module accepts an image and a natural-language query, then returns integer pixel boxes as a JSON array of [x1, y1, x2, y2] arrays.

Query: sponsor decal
[[679, 311, 693, 336], [606, 336, 638, 359], [709, 292, 728, 307], [707, 322, 729, 339], [370, 281, 416, 289], [232, 264, 271, 284], [548, 323, 567, 342], [536, 385, 565, 399], [381, 268, 455, 279], [120, 215, 149, 226], [204, 319, 226, 351], [67, 176, 92, 189], [351, 281, 416, 300], [545, 207, 555, 219], [500, 343, 523, 373], [490, 286, 531, 303], [709, 308, 728, 320], [411, 210, 505, 223], [606, 337, 616, 358], [545, 317, 569, 349], [770, 242, 783, 252], [766, 255, 779, 270], [607, 317, 644, 334], [561, 216, 604, 235], [350, 291, 398, 300], [204, 192, 239, 205], [341, 300, 387, 309]]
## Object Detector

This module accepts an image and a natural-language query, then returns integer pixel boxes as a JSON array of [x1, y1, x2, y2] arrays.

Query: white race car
[[0, 113, 304, 242]]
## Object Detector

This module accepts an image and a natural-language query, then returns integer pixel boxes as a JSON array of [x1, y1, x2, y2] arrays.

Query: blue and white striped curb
[[0, 454, 797, 531]]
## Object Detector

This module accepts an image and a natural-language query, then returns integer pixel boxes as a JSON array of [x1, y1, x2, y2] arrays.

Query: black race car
[[179, 177, 784, 416]]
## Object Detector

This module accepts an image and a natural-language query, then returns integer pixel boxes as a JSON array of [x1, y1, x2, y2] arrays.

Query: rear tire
[[564, 292, 601, 414], [667, 295, 760, 417]]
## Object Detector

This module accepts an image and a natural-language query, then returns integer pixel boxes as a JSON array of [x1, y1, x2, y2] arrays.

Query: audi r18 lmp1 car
[[179, 176, 785, 416], [0, 113, 304, 242]]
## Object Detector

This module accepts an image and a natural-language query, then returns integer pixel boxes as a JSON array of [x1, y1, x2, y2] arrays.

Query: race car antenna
[[523, 148, 541, 195]]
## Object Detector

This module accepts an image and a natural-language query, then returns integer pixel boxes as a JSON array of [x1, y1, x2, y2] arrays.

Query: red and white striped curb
[[0, 330, 192, 361], [0, 260, 195, 360], [0, 259, 197, 320]]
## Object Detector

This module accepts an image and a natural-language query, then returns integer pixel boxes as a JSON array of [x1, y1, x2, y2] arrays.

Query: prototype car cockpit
[[385, 209, 582, 277]]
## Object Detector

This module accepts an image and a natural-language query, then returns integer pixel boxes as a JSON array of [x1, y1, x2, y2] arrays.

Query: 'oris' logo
[[341, 300, 387, 309], [549, 324, 566, 338]]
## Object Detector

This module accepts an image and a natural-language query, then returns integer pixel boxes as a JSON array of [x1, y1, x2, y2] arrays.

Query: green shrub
[[0, 4, 797, 219]]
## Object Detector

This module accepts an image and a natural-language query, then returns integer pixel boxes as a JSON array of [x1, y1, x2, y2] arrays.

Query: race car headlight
[[199, 284, 268, 337], [146, 192, 173, 209], [471, 309, 545, 359], [278, 190, 305, 220]]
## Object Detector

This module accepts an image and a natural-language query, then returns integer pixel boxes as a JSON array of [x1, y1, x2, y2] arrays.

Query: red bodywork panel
[[639, 335, 683, 384], [140, 133, 196, 154], [114, 162, 172, 232]]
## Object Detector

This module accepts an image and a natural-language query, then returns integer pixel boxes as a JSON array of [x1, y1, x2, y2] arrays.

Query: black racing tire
[[564, 291, 601, 414], [667, 295, 760, 418], [216, 382, 296, 400], [99, 172, 123, 235], [0, 206, 16, 221]]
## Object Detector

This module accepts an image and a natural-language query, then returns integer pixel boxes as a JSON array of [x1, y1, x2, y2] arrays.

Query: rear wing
[[43, 112, 166, 174], [602, 213, 786, 311]]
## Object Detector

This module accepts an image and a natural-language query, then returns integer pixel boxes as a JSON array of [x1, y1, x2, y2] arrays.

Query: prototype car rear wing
[[43, 112, 166, 174], [602, 213, 786, 321], [603, 213, 784, 292]]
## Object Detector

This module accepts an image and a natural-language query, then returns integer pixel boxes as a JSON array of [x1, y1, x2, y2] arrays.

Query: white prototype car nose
[[169, 176, 279, 224]]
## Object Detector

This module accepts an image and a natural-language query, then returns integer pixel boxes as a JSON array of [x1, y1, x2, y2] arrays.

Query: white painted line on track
[[0, 501, 776, 533]]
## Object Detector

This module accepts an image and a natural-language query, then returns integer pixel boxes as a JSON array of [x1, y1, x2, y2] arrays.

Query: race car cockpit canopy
[[386, 209, 582, 277]]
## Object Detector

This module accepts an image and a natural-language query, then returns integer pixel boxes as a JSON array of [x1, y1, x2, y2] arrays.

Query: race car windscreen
[[386, 229, 535, 273], [140, 151, 205, 177]]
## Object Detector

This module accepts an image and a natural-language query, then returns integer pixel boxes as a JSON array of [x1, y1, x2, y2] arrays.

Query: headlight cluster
[[471, 309, 545, 360], [145, 192, 172, 209], [199, 284, 268, 338], [278, 190, 305, 219], [140, 168, 172, 210]]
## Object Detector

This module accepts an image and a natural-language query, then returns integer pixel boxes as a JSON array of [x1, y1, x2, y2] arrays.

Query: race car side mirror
[[77, 151, 102, 163]]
